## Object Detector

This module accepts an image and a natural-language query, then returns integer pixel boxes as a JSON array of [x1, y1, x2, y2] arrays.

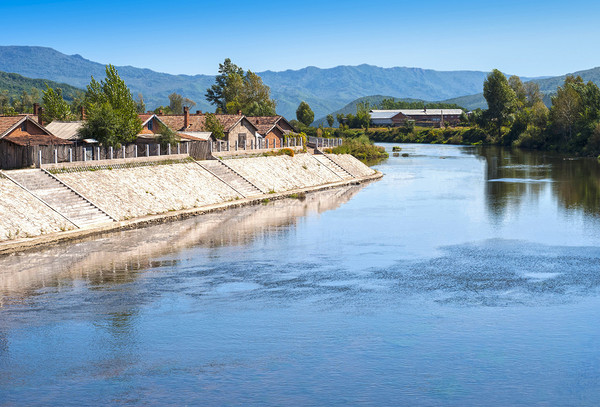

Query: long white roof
[[370, 109, 463, 117]]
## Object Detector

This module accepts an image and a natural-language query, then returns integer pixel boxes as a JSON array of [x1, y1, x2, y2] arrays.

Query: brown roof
[[247, 116, 280, 134], [3, 133, 72, 146], [0, 115, 72, 146], [156, 114, 255, 133], [0, 116, 23, 136]]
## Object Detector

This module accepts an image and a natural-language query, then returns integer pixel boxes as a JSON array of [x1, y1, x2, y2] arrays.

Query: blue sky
[[1, 0, 598, 77]]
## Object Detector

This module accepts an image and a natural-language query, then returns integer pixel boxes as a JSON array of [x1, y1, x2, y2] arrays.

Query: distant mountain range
[[1, 46, 599, 121], [0, 70, 82, 101], [0, 46, 496, 120]]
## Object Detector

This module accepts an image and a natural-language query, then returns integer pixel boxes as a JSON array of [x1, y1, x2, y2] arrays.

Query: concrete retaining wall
[[55, 162, 241, 220], [0, 178, 75, 241], [0, 154, 379, 244], [222, 153, 343, 193], [326, 154, 376, 178]]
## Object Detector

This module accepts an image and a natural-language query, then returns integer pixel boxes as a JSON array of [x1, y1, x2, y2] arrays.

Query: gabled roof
[[156, 113, 258, 134], [45, 121, 84, 141], [369, 110, 400, 120], [246, 116, 293, 135], [0, 115, 71, 146]]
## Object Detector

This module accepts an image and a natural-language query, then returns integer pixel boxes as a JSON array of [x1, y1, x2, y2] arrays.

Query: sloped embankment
[[55, 162, 241, 220], [0, 177, 76, 240]]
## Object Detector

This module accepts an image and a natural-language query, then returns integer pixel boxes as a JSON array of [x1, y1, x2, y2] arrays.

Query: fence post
[[135, 145, 138, 158], [186, 142, 190, 155], [110, 146, 113, 160], [146, 145, 149, 157], [177, 143, 181, 155], [168, 144, 171, 155], [122, 146, 126, 159], [83, 147, 86, 162], [38, 150, 42, 167], [97, 147, 100, 160], [69, 148, 72, 162], [235, 141, 238, 151], [209, 141, 213, 153], [157, 144, 161, 156]]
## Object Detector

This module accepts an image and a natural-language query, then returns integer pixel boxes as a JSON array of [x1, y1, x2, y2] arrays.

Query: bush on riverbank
[[324, 134, 388, 162], [366, 126, 491, 145]]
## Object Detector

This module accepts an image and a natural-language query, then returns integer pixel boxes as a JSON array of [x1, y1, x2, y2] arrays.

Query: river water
[[1, 143, 600, 406]]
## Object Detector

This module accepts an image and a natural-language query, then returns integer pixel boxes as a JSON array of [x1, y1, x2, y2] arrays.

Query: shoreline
[[0, 171, 382, 256]]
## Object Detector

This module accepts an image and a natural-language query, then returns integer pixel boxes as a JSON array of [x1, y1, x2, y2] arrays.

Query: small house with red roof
[[247, 116, 294, 148], [0, 115, 72, 169]]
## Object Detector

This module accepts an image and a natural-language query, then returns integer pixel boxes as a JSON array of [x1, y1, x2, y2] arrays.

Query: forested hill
[[440, 66, 600, 111], [0, 46, 494, 120], [0, 71, 82, 101]]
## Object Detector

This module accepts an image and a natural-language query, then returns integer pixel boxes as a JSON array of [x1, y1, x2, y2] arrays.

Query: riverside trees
[[79, 65, 142, 148], [205, 58, 276, 116]]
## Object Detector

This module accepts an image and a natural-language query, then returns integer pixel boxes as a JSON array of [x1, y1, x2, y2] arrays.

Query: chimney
[[237, 109, 242, 115], [38, 107, 44, 125], [33, 103, 39, 116], [184, 106, 190, 128], [196, 110, 202, 115], [80, 106, 86, 120], [159, 109, 163, 115]]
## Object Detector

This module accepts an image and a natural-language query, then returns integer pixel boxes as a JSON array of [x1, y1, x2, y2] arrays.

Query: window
[[148, 120, 153, 131], [238, 133, 246, 147], [21, 122, 27, 131]]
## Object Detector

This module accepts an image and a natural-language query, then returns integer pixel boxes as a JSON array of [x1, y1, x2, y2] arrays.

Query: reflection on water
[[2, 144, 600, 406], [0, 186, 364, 304], [476, 146, 600, 217]]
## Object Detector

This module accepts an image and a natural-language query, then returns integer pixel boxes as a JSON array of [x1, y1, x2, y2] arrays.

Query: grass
[[325, 134, 389, 163]]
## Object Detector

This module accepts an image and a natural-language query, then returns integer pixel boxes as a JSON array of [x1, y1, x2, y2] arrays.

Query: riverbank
[[0, 153, 382, 255]]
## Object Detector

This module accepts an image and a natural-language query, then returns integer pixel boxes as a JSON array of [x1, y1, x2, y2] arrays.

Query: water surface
[[1, 144, 600, 406]]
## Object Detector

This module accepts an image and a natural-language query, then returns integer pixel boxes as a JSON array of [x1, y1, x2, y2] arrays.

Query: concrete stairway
[[199, 160, 263, 198], [6, 169, 114, 228], [313, 154, 354, 179]]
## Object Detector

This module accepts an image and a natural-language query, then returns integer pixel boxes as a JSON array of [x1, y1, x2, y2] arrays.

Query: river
[[1, 143, 600, 406]]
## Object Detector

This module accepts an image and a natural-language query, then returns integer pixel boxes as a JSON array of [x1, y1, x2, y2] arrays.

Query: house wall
[[264, 127, 283, 148], [226, 119, 258, 148], [7, 120, 47, 138], [0, 140, 31, 169], [277, 119, 294, 133]]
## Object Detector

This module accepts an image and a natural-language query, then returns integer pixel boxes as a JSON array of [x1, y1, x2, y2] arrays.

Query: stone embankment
[[0, 152, 381, 251]]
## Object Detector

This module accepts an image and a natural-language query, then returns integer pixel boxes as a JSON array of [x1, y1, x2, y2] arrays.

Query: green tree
[[524, 82, 543, 107], [80, 65, 142, 147], [206, 58, 244, 112], [336, 113, 346, 128], [168, 92, 195, 115], [508, 76, 527, 108], [136, 93, 146, 114], [296, 101, 314, 126], [483, 69, 517, 138], [550, 76, 583, 141], [157, 122, 180, 147], [205, 59, 276, 115], [41, 84, 71, 123], [326, 114, 334, 127], [204, 113, 225, 139]]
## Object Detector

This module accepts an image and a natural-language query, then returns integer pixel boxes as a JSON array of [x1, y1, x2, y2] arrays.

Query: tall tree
[[41, 84, 71, 123], [80, 65, 142, 147], [326, 114, 334, 127], [483, 69, 517, 138], [206, 59, 276, 116], [296, 101, 314, 126], [524, 82, 543, 107], [550, 76, 583, 141], [136, 93, 146, 114], [168, 92, 195, 114], [508, 76, 527, 108]]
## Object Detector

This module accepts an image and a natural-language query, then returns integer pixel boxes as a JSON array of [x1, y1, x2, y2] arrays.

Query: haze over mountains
[[1, 46, 600, 121]]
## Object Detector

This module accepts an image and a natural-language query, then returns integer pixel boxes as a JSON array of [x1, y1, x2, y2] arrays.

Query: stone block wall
[[0, 178, 75, 241], [55, 162, 241, 220], [326, 154, 376, 178], [223, 153, 341, 193]]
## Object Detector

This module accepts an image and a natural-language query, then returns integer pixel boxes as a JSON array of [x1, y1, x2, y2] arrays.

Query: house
[[247, 116, 295, 148], [370, 109, 464, 127], [0, 115, 72, 169], [137, 113, 214, 144], [157, 108, 259, 148]]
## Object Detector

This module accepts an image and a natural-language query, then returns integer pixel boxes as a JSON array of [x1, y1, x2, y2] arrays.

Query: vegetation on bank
[[324, 134, 388, 162]]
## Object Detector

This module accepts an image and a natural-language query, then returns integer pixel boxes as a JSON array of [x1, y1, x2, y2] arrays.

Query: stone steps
[[313, 154, 354, 179], [200, 160, 263, 197], [7, 170, 114, 228]]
